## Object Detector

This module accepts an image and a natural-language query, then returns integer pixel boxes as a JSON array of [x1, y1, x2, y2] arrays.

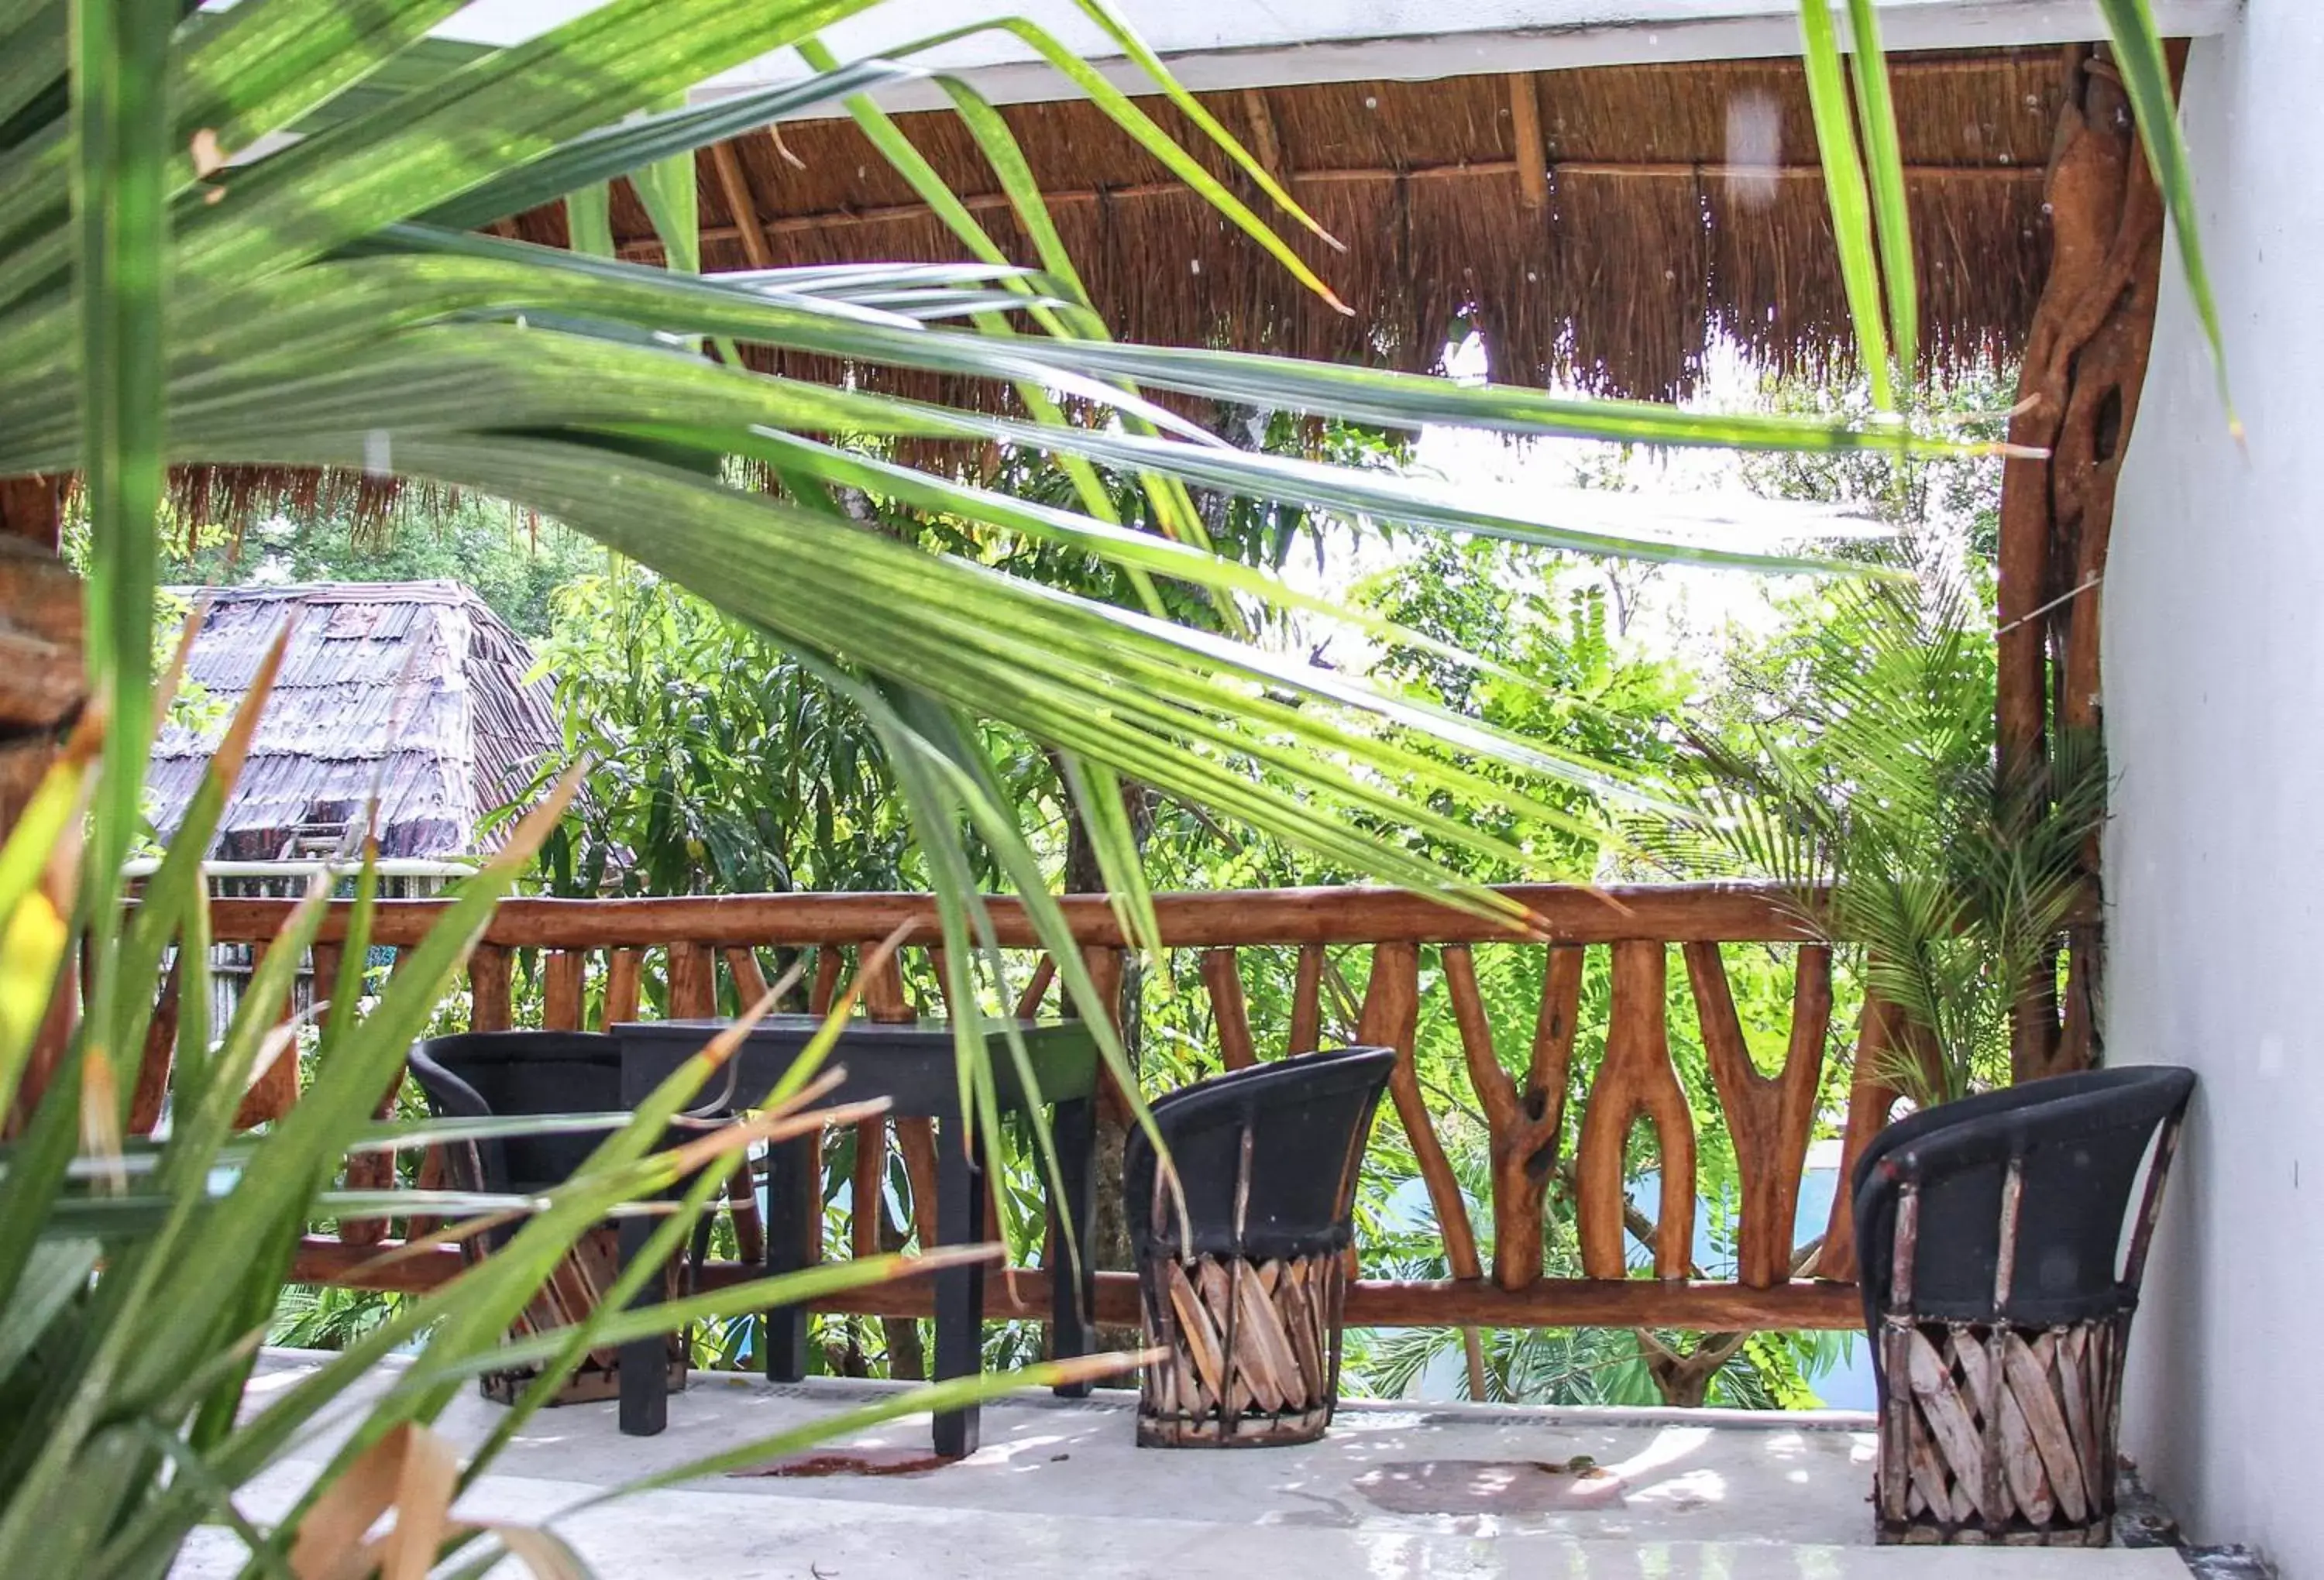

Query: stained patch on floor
[[732, 1447, 952, 1479], [1351, 1457, 1628, 1515]]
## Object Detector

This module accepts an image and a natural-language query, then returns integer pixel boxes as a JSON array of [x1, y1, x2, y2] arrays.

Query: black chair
[[1851, 1064, 2195, 1546], [407, 1032, 714, 1404], [1125, 1046, 1396, 1447]]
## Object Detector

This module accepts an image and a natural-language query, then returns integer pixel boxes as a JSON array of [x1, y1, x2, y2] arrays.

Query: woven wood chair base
[[1137, 1249, 1346, 1449], [1138, 1401, 1334, 1449], [1875, 1315, 2123, 1547], [473, 1224, 690, 1409]]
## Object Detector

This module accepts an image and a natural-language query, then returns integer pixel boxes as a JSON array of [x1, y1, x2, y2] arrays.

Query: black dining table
[[610, 1015, 1100, 1458]]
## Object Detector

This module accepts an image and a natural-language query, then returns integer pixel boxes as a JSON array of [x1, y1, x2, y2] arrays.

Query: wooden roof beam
[[1240, 88, 1287, 190], [709, 139, 774, 269], [1508, 73, 1549, 211]]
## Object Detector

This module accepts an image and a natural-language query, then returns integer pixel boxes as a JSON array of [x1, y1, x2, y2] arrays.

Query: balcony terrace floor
[[174, 1349, 2197, 1578]]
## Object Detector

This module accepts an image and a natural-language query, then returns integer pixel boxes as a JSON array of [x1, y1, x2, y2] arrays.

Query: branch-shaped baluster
[[1287, 944, 1324, 1055], [906, 943, 963, 1252], [600, 949, 642, 1029], [1817, 988, 1917, 1281], [127, 957, 180, 1136], [919, 944, 1003, 1247], [808, 945, 844, 1016], [708, 947, 775, 1264], [320, 941, 407, 1249], [724, 945, 771, 1005], [231, 941, 300, 1129], [1442, 943, 1580, 1290], [469, 942, 513, 1032], [850, 941, 915, 1260], [1683, 941, 1831, 1289], [667, 940, 772, 1260], [1079, 943, 1129, 1124], [1576, 941, 1695, 1281], [667, 943, 717, 1019], [1359, 942, 1482, 1283], [541, 948, 586, 1031], [1013, 953, 1056, 1020], [1201, 947, 1257, 1070]]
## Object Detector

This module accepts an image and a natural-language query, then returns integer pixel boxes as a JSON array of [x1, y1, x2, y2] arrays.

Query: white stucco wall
[[2106, 9, 2324, 1575]]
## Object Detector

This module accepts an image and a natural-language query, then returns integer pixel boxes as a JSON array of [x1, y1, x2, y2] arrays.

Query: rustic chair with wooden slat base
[[1126, 1046, 1396, 1448], [407, 1032, 713, 1407], [1852, 1064, 2196, 1546]]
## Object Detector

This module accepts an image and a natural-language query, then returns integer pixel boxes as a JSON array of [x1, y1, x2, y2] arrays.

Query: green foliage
[[520, 565, 923, 898], [1733, 363, 2012, 561], [156, 496, 601, 638], [1120, 555, 1856, 1409], [1357, 538, 1693, 878], [268, 1283, 404, 1352], [1669, 557, 2103, 1101]]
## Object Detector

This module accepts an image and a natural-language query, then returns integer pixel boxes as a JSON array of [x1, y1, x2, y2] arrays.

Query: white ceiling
[[439, 0, 2240, 114]]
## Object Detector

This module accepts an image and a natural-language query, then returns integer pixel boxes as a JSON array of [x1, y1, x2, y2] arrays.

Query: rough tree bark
[[0, 476, 83, 832], [1994, 44, 2178, 1084], [0, 475, 84, 1129]]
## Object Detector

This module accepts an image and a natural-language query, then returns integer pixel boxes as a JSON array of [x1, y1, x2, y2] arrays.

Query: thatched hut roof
[[507, 46, 2070, 403], [150, 582, 559, 860]]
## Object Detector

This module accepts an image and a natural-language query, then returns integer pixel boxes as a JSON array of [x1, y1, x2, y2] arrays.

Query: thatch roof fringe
[[568, 47, 2067, 403]]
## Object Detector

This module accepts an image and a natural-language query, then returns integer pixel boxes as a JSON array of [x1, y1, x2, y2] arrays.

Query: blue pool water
[[1381, 1161, 1877, 1410]]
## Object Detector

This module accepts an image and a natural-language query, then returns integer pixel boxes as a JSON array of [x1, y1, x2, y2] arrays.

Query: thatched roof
[[150, 582, 559, 860], [168, 46, 2075, 523], [507, 46, 2070, 403]]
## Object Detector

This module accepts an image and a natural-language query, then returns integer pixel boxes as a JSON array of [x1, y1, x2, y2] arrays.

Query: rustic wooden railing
[[146, 882, 1945, 1336]]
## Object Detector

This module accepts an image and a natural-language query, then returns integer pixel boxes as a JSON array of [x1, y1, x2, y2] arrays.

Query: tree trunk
[[0, 476, 83, 834], [1992, 45, 2177, 1084], [0, 476, 83, 1131], [1638, 1331, 1752, 1408]]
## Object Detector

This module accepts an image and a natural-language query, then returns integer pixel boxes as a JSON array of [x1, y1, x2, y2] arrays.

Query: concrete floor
[[171, 1352, 2195, 1578]]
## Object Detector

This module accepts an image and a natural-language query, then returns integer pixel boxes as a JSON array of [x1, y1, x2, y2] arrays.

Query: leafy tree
[[521, 565, 920, 898], [156, 496, 600, 637], [1644, 366, 2102, 1102], [1356, 537, 1693, 879], [1733, 363, 2013, 563]]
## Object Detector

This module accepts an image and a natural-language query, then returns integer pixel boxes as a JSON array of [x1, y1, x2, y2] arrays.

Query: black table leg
[[617, 1213, 666, 1436], [762, 1131, 816, 1383], [1048, 1096, 1098, 1396], [932, 1111, 988, 1458]]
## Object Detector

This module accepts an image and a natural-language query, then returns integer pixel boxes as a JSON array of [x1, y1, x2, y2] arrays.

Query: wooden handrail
[[205, 880, 1838, 950], [142, 881, 2040, 1347]]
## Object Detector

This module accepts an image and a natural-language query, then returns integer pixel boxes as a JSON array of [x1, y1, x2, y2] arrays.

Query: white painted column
[[2106, 5, 2324, 1571]]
